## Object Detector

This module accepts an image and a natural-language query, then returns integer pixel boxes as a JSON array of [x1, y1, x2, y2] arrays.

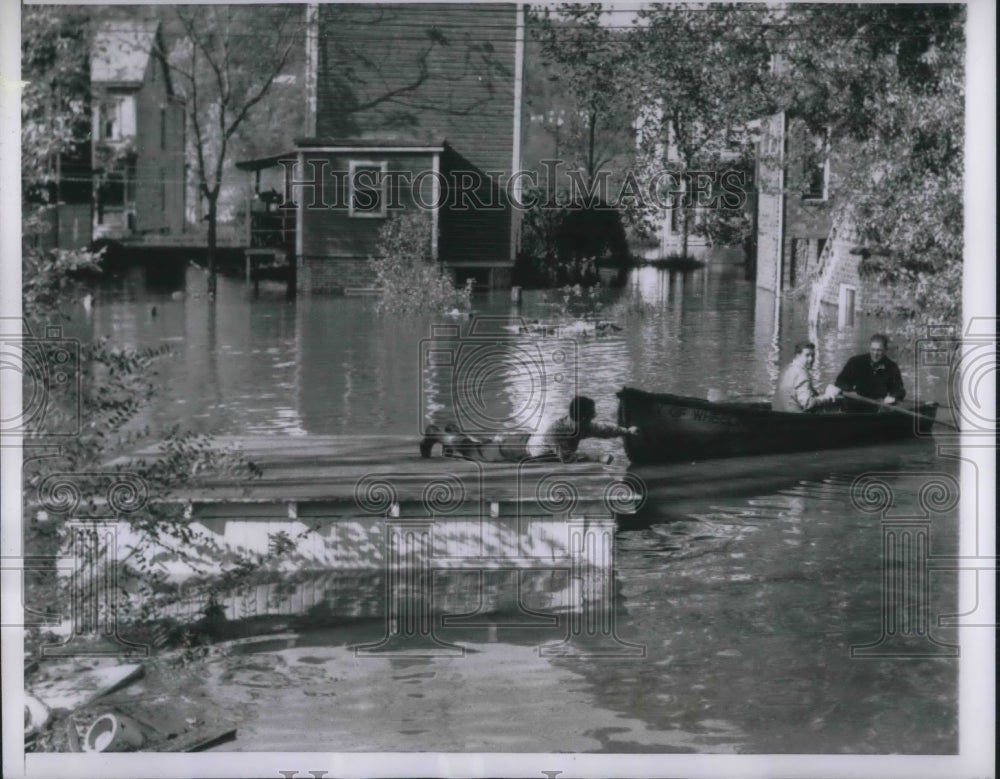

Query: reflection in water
[[70, 256, 951, 436], [753, 286, 782, 393], [153, 446, 957, 755], [603, 449, 958, 754], [60, 255, 958, 754]]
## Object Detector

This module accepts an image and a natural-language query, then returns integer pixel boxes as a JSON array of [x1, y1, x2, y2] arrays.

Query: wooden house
[[90, 20, 186, 241], [237, 3, 524, 294]]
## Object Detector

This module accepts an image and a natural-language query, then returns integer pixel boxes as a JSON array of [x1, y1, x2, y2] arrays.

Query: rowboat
[[616, 387, 939, 465]]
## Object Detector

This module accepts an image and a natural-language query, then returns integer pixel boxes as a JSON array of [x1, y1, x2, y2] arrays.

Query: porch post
[[431, 151, 440, 265]]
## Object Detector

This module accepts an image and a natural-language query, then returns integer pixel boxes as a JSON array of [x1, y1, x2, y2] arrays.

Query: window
[[103, 113, 119, 141], [97, 172, 126, 221], [348, 160, 388, 218], [803, 129, 829, 201], [838, 284, 856, 328], [99, 98, 136, 141]]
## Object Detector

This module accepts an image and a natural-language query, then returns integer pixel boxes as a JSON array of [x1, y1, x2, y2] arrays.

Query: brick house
[[237, 3, 524, 294], [753, 111, 835, 294], [753, 111, 890, 323], [91, 20, 186, 241]]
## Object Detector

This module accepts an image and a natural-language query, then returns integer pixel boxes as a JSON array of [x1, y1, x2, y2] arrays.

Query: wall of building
[[314, 3, 518, 274], [133, 50, 185, 236], [756, 114, 837, 294], [299, 151, 434, 257], [755, 113, 915, 319], [754, 113, 784, 291], [298, 256, 373, 294], [31, 204, 93, 252], [814, 235, 914, 318], [781, 147, 833, 291]]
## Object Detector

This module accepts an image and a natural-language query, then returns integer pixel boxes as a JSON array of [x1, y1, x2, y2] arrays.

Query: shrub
[[514, 193, 634, 288], [369, 212, 472, 314]]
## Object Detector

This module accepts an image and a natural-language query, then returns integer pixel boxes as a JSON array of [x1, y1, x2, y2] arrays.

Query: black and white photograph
[[1, 1, 995, 777]]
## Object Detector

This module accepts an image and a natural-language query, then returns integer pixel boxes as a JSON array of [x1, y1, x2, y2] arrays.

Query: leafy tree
[[773, 4, 965, 324], [20, 6, 93, 213], [161, 5, 303, 299], [528, 4, 638, 189], [514, 195, 631, 288], [633, 3, 772, 259], [20, 7, 262, 661]]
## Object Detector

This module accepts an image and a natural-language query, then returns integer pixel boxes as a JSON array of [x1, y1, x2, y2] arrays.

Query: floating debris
[[84, 712, 145, 752]]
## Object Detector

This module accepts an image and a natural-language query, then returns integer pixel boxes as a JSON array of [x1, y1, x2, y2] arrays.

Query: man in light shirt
[[527, 395, 638, 462], [422, 395, 636, 463], [774, 341, 827, 413]]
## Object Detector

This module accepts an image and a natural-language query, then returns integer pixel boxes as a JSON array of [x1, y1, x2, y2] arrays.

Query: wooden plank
[[111, 435, 635, 511], [31, 663, 145, 713], [158, 725, 237, 752]]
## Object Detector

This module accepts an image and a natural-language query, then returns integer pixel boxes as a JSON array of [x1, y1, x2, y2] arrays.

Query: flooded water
[[66, 255, 953, 438], [66, 255, 959, 754]]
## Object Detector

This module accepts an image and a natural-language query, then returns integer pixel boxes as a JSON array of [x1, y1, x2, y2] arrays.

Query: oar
[[841, 392, 960, 432], [707, 389, 771, 403]]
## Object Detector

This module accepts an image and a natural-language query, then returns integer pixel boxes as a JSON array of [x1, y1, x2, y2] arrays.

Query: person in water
[[421, 395, 637, 463], [774, 341, 826, 413], [829, 333, 907, 409]]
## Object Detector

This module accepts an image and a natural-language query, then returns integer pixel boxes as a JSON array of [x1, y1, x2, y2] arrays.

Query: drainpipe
[[769, 112, 787, 395], [431, 151, 440, 266], [509, 4, 525, 269], [295, 150, 304, 297], [304, 3, 318, 138], [776, 111, 786, 295]]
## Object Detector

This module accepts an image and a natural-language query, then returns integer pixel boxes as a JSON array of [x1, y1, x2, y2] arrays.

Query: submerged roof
[[91, 20, 160, 85]]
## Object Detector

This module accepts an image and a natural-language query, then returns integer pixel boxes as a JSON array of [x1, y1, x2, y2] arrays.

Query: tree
[[528, 5, 638, 190], [20, 6, 93, 214], [162, 6, 303, 299], [20, 8, 262, 665], [634, 3, 772, 259], [773, 4, 965, 324]]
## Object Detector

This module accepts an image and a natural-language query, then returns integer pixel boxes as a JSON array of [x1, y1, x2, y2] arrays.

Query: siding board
[[312, 4, 518, 280]]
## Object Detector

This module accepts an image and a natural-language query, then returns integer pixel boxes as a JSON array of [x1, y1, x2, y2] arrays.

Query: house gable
[[91, 20, 159, 87], [92, 20, 186, 239], [315, 4, 518, 174], [309, 4, 520, 283]]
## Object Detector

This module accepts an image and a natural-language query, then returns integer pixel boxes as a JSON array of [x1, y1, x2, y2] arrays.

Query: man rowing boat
[[829, 333, 907, 410]]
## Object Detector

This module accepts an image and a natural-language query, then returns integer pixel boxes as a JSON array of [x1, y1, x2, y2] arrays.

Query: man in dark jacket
[[832, 334, 906, 409]]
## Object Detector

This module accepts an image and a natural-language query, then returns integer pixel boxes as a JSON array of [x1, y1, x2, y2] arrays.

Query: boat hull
[[617, 387, 938, 465]]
